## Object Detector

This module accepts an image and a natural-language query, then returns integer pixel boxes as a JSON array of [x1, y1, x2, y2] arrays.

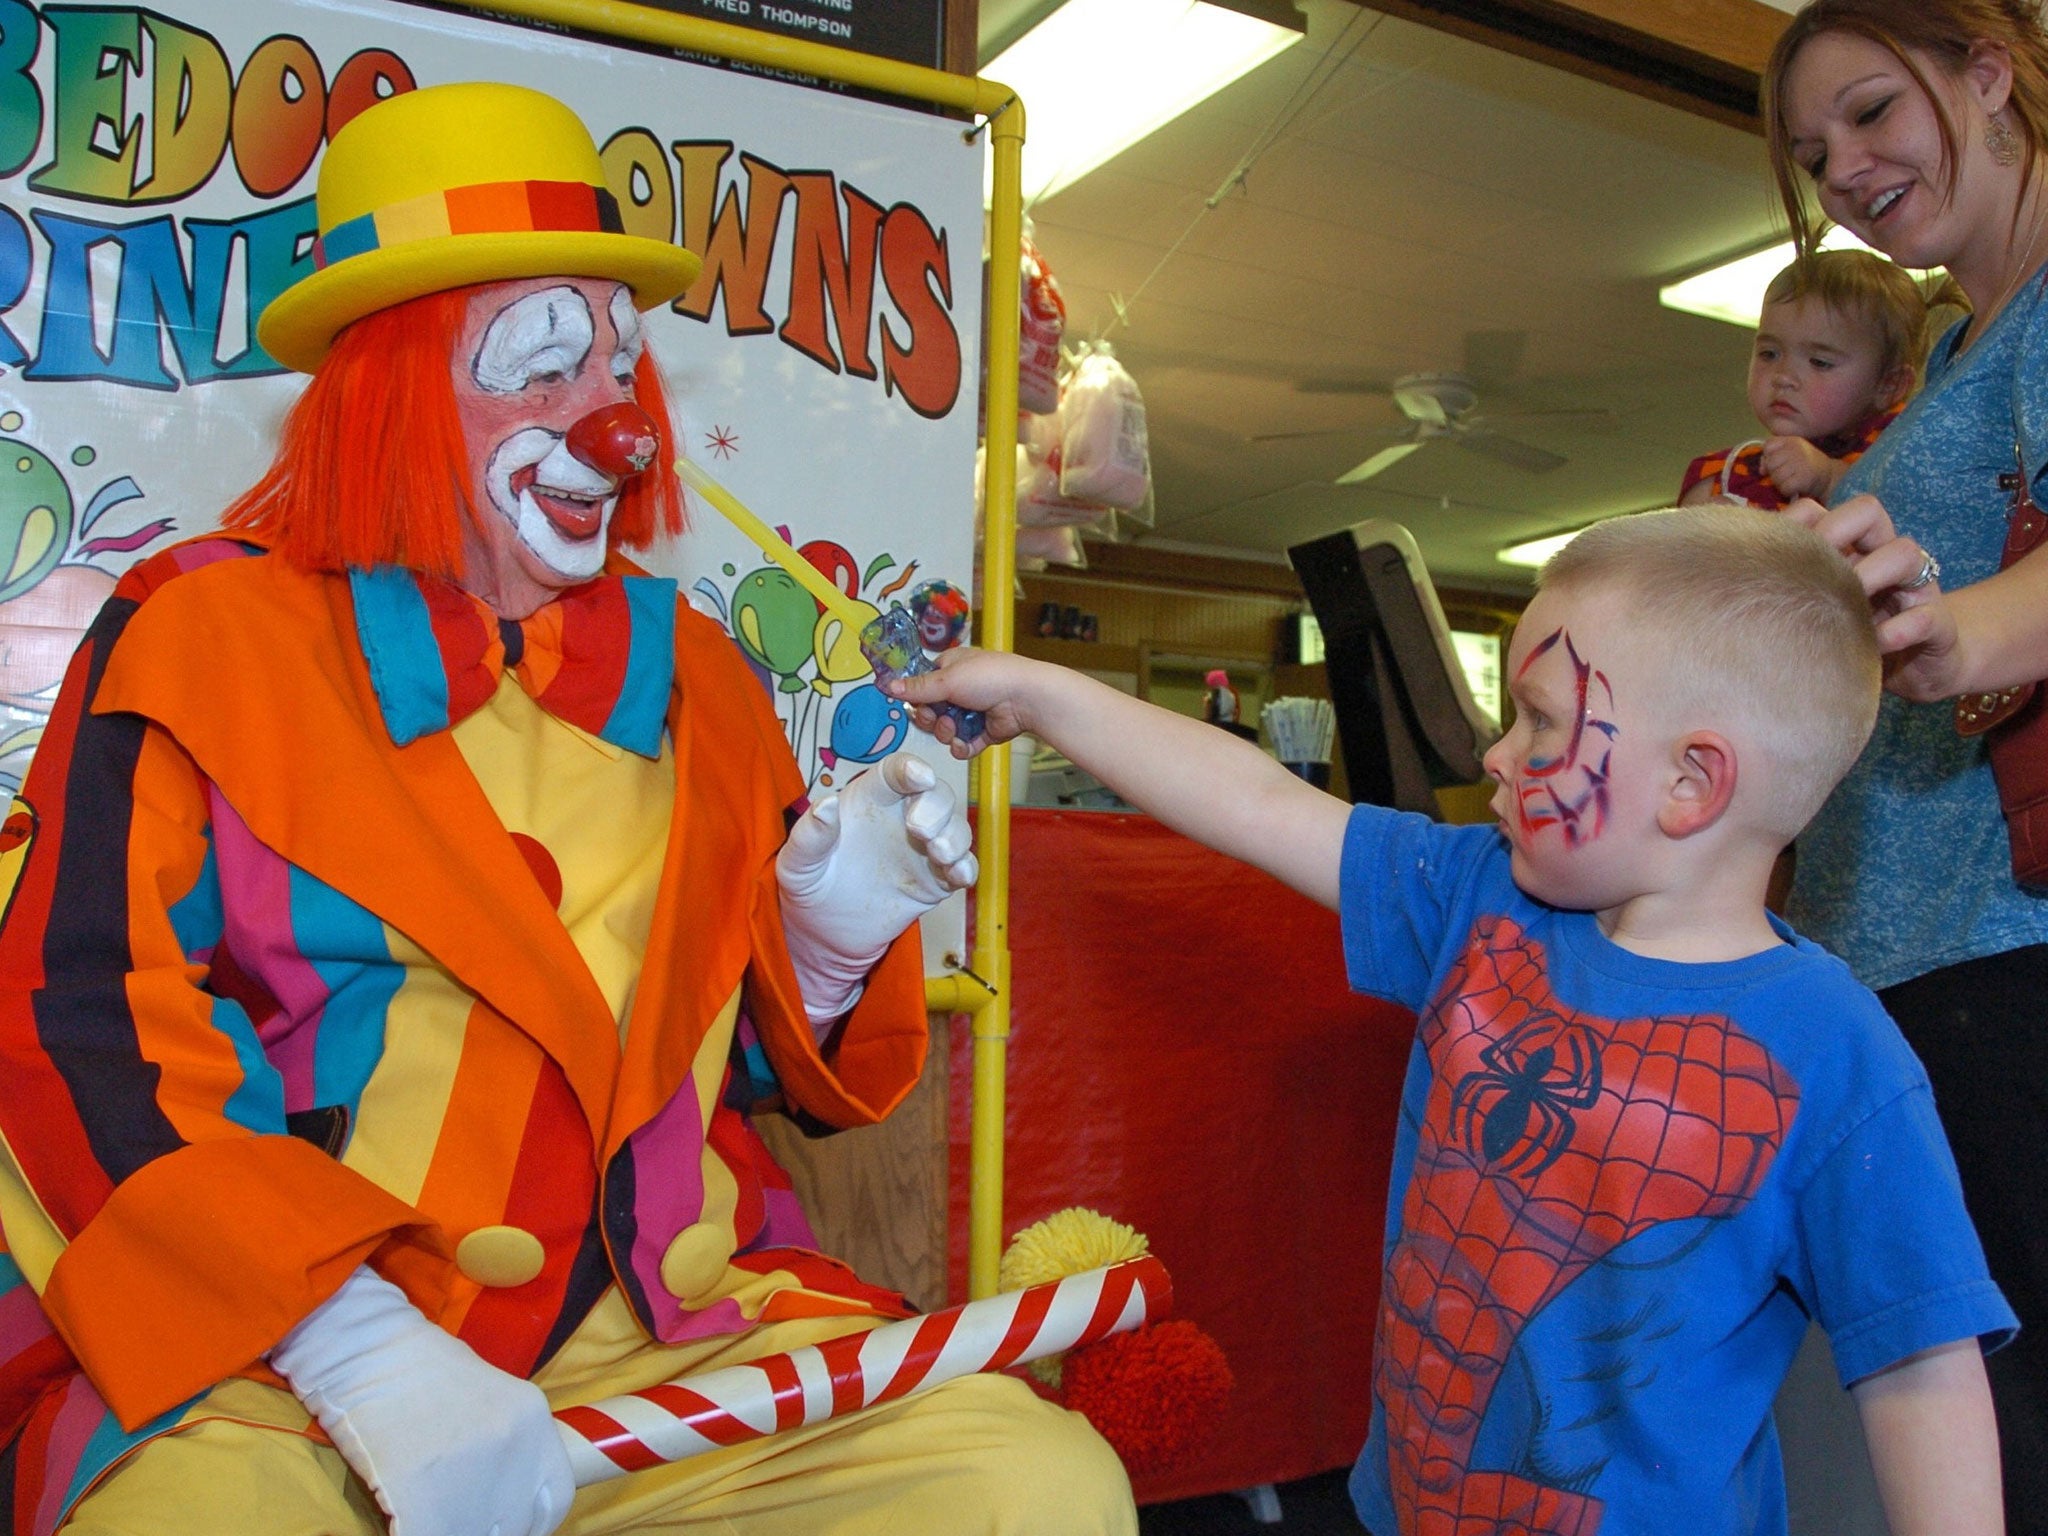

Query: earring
[[1987, 110, 2022, 167]]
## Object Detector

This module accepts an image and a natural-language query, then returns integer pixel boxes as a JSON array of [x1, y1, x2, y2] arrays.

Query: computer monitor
[[1287, 520, 1501, 815]]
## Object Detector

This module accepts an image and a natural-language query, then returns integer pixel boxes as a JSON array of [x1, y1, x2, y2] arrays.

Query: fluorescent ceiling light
[[1497, 528, 1587, 569], [986, 0, 1302, 205], [1659, 226, 1886, 329]]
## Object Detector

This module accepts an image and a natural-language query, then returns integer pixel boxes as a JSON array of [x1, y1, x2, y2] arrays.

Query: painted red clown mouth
[[510, 464, 607, 541]]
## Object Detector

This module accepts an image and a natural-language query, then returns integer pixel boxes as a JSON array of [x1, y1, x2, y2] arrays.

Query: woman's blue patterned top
[[1788, 278, 2048, 989]]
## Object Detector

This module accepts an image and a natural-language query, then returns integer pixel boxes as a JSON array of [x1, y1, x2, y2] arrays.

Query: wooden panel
[[944, 0, 978, 79], [1351, 0, 1792, 132], [1015, 634, 1141, 675], [1020, 575, 1296, 661], [1558, 0, 1788, 73], [756, 1015, 952, 1311]]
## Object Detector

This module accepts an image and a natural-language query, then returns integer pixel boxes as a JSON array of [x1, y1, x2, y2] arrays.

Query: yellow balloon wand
[[675, 458, 986, 740]]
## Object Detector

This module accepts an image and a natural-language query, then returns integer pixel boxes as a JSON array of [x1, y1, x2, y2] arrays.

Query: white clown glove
[[269, 1265, 575, 1536], [778, 751, 977, 1023]]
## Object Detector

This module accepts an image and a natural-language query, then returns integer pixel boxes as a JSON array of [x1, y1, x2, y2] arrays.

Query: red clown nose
[[566, 402, 661, 479]]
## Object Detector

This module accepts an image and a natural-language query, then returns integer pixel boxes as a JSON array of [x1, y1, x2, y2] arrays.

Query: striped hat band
[[315, 179, 626, 271]]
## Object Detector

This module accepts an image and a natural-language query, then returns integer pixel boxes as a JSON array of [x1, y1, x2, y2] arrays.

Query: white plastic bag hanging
[[1017, 524, 1087, 570], [1058, 342, 1150, 509], [1018, 444, 1116, 529], [1018, 229, 1066, 416], [976, 428, 1112, 531], [1008, 409, 1110, 528]]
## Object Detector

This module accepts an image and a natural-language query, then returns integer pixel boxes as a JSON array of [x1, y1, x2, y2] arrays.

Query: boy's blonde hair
[[1760, 250, 1936, 393], [1541, 507, 1880, 838]]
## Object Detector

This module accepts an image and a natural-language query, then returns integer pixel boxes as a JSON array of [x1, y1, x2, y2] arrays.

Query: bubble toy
[[678, 460, 985, 742]]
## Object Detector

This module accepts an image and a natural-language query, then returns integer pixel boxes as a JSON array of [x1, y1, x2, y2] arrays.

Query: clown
[[0, 84, 1133, 1536], [909, 579, 972, 653]]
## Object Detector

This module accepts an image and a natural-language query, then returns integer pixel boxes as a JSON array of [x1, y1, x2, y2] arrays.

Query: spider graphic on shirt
[[1374, 916, 1800, 1536], [1448, 1015, 1604, 1178]]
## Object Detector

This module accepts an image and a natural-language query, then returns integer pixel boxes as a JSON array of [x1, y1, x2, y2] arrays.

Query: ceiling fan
[[1363, 373, 1570, 483], [1249, 333, 1615, 486]]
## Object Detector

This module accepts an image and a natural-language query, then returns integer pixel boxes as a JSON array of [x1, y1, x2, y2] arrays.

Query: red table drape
[[947, 809, 1415, 1504]]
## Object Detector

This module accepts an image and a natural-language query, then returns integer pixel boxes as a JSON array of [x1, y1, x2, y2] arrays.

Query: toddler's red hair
[[227, 284, 686, 578]]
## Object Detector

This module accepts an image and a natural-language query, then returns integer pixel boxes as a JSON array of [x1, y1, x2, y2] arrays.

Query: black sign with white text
[[633, 0, 946, 70]]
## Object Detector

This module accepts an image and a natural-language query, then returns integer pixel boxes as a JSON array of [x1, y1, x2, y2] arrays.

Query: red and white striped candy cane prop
[[554, 1254, 1171, 1485]]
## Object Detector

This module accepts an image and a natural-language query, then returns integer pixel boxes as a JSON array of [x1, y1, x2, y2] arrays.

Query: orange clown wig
[[224, 283, 686, 581]]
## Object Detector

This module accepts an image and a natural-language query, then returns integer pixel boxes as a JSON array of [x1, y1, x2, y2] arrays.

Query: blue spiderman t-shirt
[[1339, 807, 2014, 1536]]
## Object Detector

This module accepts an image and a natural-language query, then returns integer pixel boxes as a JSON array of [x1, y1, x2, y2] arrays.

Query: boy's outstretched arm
[[889, 649, 1351, 910], [1852, 1339, 2004, 1536]]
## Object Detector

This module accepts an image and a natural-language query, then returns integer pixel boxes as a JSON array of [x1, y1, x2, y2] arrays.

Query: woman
[[1766, 3, 2048, 1526]]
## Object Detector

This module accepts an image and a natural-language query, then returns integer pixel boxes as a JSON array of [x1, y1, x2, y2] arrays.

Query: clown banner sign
[[0, 0, 985, 957]]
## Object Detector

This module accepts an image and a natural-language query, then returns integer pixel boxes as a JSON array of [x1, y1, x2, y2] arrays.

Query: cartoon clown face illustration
[[453, 277, 656, 611]]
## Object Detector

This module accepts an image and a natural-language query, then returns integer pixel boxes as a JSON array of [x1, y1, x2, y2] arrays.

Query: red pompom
[[1059, 1320, 1233, 1475]]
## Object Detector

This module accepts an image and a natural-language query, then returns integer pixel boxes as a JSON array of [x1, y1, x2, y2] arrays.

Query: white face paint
[[484, 428, 614, 582], [610, 286, 644, 380], [471, 285, 595, 396], [456, 281, 638, 594]]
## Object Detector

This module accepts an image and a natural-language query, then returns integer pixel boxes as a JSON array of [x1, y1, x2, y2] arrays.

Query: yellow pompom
[[999, 1208, 1149, 1293], [1000, 1208, 1152, 1388]]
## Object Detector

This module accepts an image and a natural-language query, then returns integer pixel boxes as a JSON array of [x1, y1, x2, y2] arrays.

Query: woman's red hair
[[227, 284, 686, 578]]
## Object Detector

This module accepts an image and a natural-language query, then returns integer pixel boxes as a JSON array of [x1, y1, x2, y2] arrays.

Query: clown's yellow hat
[[257, 82, 702, 373]]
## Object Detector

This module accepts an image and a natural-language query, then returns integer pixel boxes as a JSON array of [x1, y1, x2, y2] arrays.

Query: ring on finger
[[1899, 547, 1941, 591]]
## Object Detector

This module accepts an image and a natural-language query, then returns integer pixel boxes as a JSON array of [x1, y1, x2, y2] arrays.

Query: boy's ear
[[1659, 731, 1737, 839]]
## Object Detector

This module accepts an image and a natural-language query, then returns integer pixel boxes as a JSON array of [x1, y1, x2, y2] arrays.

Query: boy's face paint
[[1747, 294, 1898, 443], [1486, 588, 1636, 908], [1506, 625, 1618, 847], [452, 277, 646, 606]]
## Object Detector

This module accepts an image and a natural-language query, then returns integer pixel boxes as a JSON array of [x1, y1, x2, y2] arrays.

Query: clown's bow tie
[[349, 566, 675, 758]]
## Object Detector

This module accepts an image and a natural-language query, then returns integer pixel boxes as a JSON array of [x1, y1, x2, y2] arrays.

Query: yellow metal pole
[[441, 0, 1026, 1301], [971, 96, 1026, 1300]]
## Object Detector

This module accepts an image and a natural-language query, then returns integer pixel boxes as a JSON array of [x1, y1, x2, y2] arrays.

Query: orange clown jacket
[[0, 538, 927, 1523]]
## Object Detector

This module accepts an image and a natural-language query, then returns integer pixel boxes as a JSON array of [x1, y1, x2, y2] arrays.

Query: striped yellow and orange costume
[[0, 537, 1126, 1533]]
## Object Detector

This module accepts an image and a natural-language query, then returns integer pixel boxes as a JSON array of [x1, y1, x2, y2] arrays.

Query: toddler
[[1680, 249, 1928, 509], [892, 507, 2014, 1536]]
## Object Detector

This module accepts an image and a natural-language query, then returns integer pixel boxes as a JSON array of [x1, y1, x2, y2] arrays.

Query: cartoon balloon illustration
[[730, 567, 818, 692], [813, 597, 882, 687], [827, 683, 909, 765], [0, 437, 72, 606], [798, 539, 858, 612]]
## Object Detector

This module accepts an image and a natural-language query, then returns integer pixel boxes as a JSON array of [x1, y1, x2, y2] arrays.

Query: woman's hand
[[1780, 494, 1967, 701]]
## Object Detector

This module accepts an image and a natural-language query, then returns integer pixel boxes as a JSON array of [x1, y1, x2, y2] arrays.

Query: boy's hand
[[885, 648, 1043, 759], [1759, 435, 1843, 500]]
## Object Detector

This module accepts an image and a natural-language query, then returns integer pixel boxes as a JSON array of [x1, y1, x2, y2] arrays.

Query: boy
[[890, 507, 2015, 1536], [1680, 250, 1927, 509]]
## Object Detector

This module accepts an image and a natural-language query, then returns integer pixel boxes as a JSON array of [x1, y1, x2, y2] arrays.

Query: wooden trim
[[1552, 0, 1788, 74], [1062, 540, 1308, 597], [1351, 0, 1791, 133], [1016, 634, 1143, 674], [944, 0, 978, 78]]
